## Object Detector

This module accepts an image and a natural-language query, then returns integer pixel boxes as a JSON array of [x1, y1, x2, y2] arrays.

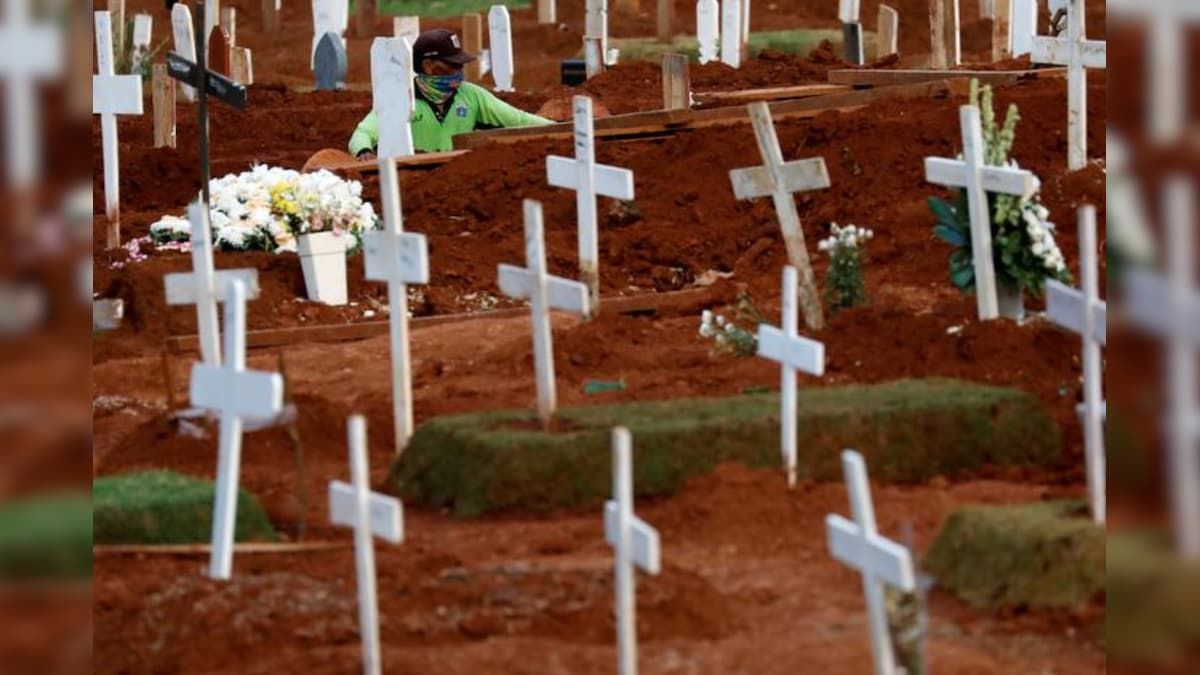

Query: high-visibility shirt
[[348, 82, 552, 155]]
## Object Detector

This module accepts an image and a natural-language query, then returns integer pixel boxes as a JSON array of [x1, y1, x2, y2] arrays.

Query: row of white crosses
[[1029, 0, 1105, 171], [696, 0, 749, 67], [94, 10, 145, 250]]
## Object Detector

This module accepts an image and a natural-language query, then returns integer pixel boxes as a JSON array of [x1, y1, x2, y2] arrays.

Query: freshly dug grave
[[393, 379, 1060, 515]]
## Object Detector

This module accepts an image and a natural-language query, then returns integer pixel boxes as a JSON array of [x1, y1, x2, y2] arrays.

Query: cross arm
[[93, 75, 144, 115], [166, 52, 248, 109], [730, 158, 831, 201], [924, 157, 1038, 198], [757, 325, 826, 375], [604, 500, 662, 574], [164, 268, 261, 305], [1031, 36, 1107, 69], [328, 480, 405, 543], [364, 231, 429, 285], [189, 364, 284, 419], [1046, 280, 1107, 345], [498, 264, 590, 315], [826, 514, 916, 591], [1125, 269, 1200, 345], [546, 156, 636, 201]]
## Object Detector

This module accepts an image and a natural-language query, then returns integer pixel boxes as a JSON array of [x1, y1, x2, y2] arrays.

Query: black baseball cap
[[412, 29, 477, 66]]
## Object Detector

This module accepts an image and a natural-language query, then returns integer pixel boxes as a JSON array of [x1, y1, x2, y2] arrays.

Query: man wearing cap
[[349, 28, 552, 157]]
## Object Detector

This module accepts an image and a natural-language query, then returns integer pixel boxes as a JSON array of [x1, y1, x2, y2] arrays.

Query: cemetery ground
[[92, 0, 1111, 672]]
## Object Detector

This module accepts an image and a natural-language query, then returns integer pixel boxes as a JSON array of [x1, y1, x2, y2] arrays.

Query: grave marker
[[757, 266, 826, 487], [538, 0, 555, 24], [729, 102, 830, 331], [586, 0, 608, 66], [262, 0, 279, 33], [826, 450, 917, 675], [152, 62, 177, 148], [190, 279, 284, 579], [661, 53, 689, 110], [208, 25, 232, 77], [370, 36, 415, 159], [204, 0, 219, 51], [497, 200, 591, 427], [697, 0, 719, 64], [488, 6, 514, 92], [356, 0, 376, 38], [1045, 205, 1106, 524], [839, 0, 864, 65], [364, 158, 430, 453], [923, 105, 1037, 321], [231, 47, 253, 84], [131, 13, 153, 74], [171, 2, 198, 101], [315, 31, 348, 90], [657, 0, 673, 42], [1108, 0, 1200, 144], [1010, 0, 1035, 56], [929, 0, 960, 68], [392, 15, 419, 42], [1125, 179, 1200, 558], [991, 0, 1011, 61], [606, 427, 661, 675], [312, 0, 345, 67], [877, 4, 899, 59], [720, 0, 742, 68], [1030, 0, 1105, 171], [546, 95, 636, 311], [329, 415, 404, 675], [462, 13, 483, 82], [0, 0, 63, 191], [220, 6, 236, 45], [94, 10, 144, 250], [164, 202, 261, 367], [584, 35, 604, 78], [741, 0, 751, 59]]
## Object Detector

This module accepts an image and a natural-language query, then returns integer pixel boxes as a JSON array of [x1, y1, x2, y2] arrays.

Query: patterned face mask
[[415, 72, 464, 105]]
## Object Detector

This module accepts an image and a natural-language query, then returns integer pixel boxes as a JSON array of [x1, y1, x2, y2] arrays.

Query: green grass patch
[[1107, 531, 1200, 663], [93, 471, 279, 545], [390, 378, 1061, 516], [923, 500, 1104, 610], [375, 0, 529, 19], [0, 493, 92, 579], [612, 29, 870, 62]]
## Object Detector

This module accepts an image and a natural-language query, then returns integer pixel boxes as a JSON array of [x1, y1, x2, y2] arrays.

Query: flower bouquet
[[817, 223, 873, 314]]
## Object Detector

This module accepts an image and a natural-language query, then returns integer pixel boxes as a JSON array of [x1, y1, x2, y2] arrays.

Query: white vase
[[297, 231, 348, 306], [997, 283, 1025, 322]]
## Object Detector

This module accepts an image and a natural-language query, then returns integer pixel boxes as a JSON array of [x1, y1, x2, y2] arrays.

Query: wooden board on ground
[[94, 542, 349, 556], [300, 148, 469, 173], [694, 83, 852, 104], [827, 67, 1065, 87]]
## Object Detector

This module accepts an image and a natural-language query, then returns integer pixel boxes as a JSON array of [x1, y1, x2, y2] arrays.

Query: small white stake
[[719, 0, 742, 68]]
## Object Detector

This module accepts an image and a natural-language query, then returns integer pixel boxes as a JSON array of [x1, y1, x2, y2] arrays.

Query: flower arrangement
[[698, 292, 767, 358], [149, 165, 380, 255], [818, 223, 872, 313], [928, 80, 1070, 298]]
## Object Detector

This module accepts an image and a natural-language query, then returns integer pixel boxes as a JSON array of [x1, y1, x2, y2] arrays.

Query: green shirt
[[349, 82, 552, 155]]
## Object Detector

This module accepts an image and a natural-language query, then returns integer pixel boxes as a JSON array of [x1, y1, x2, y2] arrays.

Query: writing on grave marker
[[1030, 0, 1105, 171], [696, 0, 719, 64], [314, 31, 348, 90], [371, 36, 415, 158], [94, 10, 145, 249], [0, 0, 63, 189], [488, 6, 515, 92]]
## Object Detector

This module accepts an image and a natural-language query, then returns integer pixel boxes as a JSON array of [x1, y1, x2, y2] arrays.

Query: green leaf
[[934, 224, 967, 247], [927, 197, 959, 228], [950, 261, 975, 291]]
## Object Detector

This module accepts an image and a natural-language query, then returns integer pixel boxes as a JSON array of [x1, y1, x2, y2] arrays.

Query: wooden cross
[[826, 450, 917, 675], [488, 6, 515, 92], [1107, 0, 1199, 144], [164, 201, 261, 366], [1045, 206, 1107, 524], [1031, 0, 1105, 171], [371, 36, 415, 159], [839, 0, 864, 65], [924, 105, 1037, 321], [719, 0, 742, 68], [497, 200, 590, 427], [730, 102, 831, 331], [605, 427, 661, 675], [547, 95, 635, 313], [189, 279, 284, 580], [0, 0, 62, 189], [696, 0, 719, 64], [94, 10, 145, 250], [363, 158, 430, 454], [171, 2, 198, 101], [329, 415, 404, 675], [1125, 179, 1200, 559], [757, 265, 826, 488], [660, 53, 689, 110]]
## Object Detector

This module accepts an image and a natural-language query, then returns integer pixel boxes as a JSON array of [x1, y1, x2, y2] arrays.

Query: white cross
[[757, 265, 826, 488], [171, 3, 198, 102], [924, 105, 1038, 321], [371, 36, 415, 159], [0, 0, 62, 189], [730, 101, 831, 331], [1010, 0, 1036, 56], [329, 415, 404, 675], [488, 6, 514, 92], [1045, 205, 1106, 524], [696, 0, 719, 64], [826, 450, 917, 675], [1030, 0, 1105, 171], [497, 200, 590, 427], [94, 10, 145, 250], [719, 0, 742, 68], [164, 202, 261, 367], [1109, 0, 1200, 144], [131, 13, 153, 74], [546, 95, 635, 312], [1125, 179, 1200, 559], [605, 427, 661, 675], [190, 279, 284, 580], [363, 158, 429, 454], [585, 0, 608, 65]]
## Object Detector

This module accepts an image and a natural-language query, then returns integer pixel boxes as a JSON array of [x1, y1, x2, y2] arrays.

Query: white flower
[[1032, 241, 1046, 256]]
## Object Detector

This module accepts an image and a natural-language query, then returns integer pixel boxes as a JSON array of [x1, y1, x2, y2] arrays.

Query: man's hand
[[357, 150, 377, 161]]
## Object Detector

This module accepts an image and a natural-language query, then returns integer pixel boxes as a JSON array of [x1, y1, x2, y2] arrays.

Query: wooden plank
[[456, 107, 693, 148], [827, 67, 1064, 86], [317, 149, 470, 174], [208, 25, 232, 77], [152, 63, 176, 148], [992, 0, 1011, 62], [165, 286, 722, 353], [95, 542, 349, 556], [930, 0, 948, 69], [661, 53, 690, 110], [262, 0, 279, 33], [694, 83, 852, 104]]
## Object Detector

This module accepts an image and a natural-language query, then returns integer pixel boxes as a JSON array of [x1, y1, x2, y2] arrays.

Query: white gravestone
[[393, 15, 420, 42], [1010, 0, 1036, 56], [363, 158, 430, 454], [730, 101, 831, 331], [0, 0, 62, 190], [720, 0, 742, 68], [497, 200, 590, 427], [1045, 205, 1107, 524], [1030, 0, 1105, 171], [547, 95, 635, 313], [605, 427, 661, 675], [488, 5, 514, 92], [94, 11, 144, 249], [586, 0, 608, 67], [1108, 0, 1200, 144], [1125, 179, 1200, 559], [924, 105, 1037, 321], [172, 3, 198, 101], [164, 201, 261, 367], [696, 0, 719, 64], [878, 4, 899, 58], [190, 279, 284, 580], [757, 265, 826, 488], [131, 14, 153, 74], [371, 37, 415, 159], [329, 415, 404, 675], [312, 0, 347, 68], [826, 450, 917, 675]]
